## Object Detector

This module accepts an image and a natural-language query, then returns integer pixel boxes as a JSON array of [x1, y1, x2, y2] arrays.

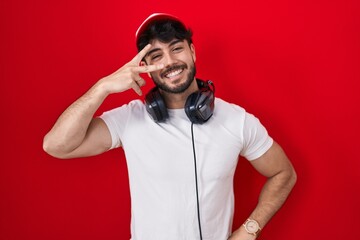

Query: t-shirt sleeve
[[99, 110, 122, 149], [240, 112, 273, 161], [99, 102, 134, 150]]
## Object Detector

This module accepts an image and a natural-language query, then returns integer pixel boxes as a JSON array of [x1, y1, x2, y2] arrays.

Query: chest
[[122, 115, 243, 183]]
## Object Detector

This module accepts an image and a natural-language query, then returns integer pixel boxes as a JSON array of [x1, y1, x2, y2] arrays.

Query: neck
[[161, 79, 198, 109]]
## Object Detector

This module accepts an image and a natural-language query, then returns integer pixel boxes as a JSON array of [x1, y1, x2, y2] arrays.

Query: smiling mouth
[[165, 69, 183, 78], [161, 65, 186, 79]]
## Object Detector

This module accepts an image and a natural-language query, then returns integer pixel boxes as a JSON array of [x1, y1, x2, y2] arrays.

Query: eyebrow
[[145, 39, 184, 57], [169, 39, 183, 47]]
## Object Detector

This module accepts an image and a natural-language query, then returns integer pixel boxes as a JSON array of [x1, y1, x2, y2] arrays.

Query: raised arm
[[229, 141, 297, 239], [43, 44, 164, 159]]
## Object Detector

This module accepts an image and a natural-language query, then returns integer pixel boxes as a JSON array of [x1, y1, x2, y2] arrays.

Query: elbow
[[288, 166, 297, 189], [43, 135, 71, 159], [43, 134, 53, 155]]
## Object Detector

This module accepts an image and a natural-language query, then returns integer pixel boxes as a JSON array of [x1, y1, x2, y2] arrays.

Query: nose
[[162, 51, 176, 67]]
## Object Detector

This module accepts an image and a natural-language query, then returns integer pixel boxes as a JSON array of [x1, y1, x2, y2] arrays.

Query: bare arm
[[229, 141, 297, 240], [43, 83, 111, 159], [43, 44, 164, 159]]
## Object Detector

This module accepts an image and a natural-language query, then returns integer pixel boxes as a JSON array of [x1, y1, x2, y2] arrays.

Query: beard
[[151, 62, 196, 94]]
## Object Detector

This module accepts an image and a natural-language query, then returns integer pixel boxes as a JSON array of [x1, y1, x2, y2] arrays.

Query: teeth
[[165, 69, 183, 78]]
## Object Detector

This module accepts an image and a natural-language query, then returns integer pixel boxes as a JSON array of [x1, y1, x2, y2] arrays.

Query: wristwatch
[[243, 218, 262, 237]]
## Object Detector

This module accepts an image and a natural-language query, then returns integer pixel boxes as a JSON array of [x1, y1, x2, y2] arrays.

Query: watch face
[[245, 220, 259, 233]]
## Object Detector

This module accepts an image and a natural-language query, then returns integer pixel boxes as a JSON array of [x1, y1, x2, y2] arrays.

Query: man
[[43, 13, 297, 240]]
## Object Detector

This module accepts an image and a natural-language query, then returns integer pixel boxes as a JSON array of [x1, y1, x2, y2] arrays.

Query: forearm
[[229, 158, 297, 240], [43, 81, 108, 156], [249, 167, 297, 228]]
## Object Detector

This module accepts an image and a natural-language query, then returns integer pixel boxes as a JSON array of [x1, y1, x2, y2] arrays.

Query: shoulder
[[214, 98, 264, 123], [214, 97, 247, 119], [100, 99, 147, 126], [212, 97, 270, 138], [103, 99, 144, 115], [121, 99, 145, 110]]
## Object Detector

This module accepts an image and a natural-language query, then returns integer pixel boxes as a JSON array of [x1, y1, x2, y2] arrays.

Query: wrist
[[243, 218, 262, 238], [229, 226, 257, 240], [94, 78, 113, 97]]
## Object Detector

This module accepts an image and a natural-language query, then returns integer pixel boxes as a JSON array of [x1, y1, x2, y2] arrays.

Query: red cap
[[135, 13, 186, 43]]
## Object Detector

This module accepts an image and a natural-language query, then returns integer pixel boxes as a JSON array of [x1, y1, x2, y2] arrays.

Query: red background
[[1, 0, 359, 239]]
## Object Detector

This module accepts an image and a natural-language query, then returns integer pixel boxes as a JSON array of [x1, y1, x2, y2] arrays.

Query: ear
[[190, 43, 196, 62], [140, 61, 152, 78]]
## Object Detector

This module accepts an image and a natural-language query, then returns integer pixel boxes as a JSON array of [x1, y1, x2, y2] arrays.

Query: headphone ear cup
[[145, 88, 169, 122], [185, 89, 214, 124], [185, 92, 200, 123]]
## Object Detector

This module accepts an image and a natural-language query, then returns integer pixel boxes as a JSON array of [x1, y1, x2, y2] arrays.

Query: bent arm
[[249, 141, 297, 225], [43, 82, 112, 159], [43, 44, 165, 159], [229, 141, 297, 239]]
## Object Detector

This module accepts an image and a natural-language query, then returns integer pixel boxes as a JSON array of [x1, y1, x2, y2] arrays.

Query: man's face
[[143, 39, 196, 94]]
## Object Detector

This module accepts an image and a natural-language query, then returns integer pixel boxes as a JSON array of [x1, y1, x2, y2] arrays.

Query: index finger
[[132, 44, 152, 64], [133, 64, 165, 73]]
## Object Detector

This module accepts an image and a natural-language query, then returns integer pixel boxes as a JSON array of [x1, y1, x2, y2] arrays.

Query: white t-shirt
[[100, 98, 273, 240]]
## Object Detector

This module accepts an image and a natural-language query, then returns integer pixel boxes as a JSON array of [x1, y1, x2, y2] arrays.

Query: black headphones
[[145, 79, 215, 124]]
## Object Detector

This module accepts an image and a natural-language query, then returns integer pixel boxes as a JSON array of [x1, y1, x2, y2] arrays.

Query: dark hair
[[136, 20, 193, 52]]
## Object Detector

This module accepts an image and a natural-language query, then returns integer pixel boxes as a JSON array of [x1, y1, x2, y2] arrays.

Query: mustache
[[161, 64, 187, 78]]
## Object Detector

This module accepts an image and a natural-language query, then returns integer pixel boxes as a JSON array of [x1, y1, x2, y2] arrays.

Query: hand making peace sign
[[99, 44, 164, 96]]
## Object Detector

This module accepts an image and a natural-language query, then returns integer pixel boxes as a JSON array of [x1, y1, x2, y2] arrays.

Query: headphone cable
[[191, 122, 203, 240]]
